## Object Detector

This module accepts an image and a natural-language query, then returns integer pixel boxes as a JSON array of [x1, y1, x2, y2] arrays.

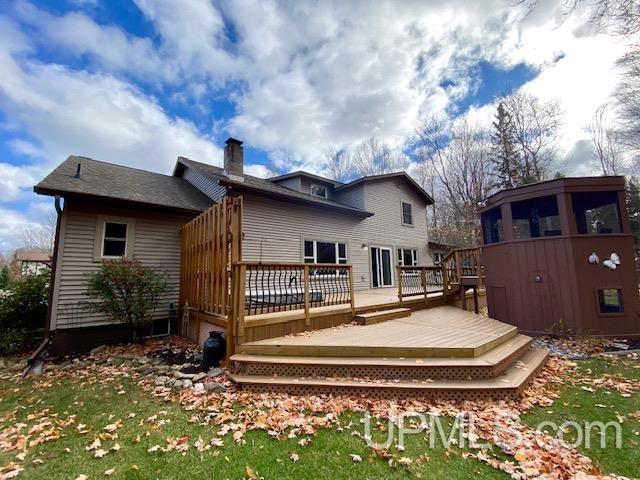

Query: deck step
[[229, 347, 548, 401], [238, 306, 519, 358], [355, 308, 411, 325], [231, 335, 532, 381]]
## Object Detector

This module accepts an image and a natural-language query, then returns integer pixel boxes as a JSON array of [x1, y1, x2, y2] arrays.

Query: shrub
[[0, 329, 28, 355], [0, 271, 49, 332], [84, 259, 168, 341], [0, 271, 50, 354]]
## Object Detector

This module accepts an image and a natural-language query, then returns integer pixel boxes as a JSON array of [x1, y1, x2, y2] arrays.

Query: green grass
[[0, 372, 506, 480], [522, 356, 640, 479], [2, 355, 639, 479]]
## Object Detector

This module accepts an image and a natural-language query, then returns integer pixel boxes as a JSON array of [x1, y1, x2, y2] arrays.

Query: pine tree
[[626, 177, 640, 266], [0, 265, 10, 290], [490, 101, 522, 190]]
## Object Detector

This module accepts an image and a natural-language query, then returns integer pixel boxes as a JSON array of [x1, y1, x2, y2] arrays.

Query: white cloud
[[0, 206, 39, 254]]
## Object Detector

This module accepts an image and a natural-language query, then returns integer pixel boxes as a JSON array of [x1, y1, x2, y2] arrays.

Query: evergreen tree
[[0, 265, 10, 290], [490, 102, 521, 190], [626, 176, 640, 266]]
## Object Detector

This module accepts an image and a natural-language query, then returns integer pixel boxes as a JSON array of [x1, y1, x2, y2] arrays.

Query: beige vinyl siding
[[334, 183, 365, 210], [52, 200, 193, 330], [182, 167, 226, 201], [241, 177, 432, 290], [273, 176, 302, 192]]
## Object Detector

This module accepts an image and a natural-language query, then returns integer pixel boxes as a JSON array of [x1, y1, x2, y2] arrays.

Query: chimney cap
[[225, 137, 243, 146]]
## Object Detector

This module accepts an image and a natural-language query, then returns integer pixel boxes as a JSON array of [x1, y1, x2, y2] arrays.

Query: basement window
[[597, 288, 624, 314], [572, 191, 622, 234], [511, 195, 561, 239], [481, 207, 504, 244], [102, 222, 128, 257]]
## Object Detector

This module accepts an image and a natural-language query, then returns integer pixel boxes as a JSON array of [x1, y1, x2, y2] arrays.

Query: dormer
[[269, 171, 342, 199]]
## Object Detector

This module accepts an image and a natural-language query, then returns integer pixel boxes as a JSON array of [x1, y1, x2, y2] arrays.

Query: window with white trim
[[401, 202, 413, 225], [397, 248, 418, 266], [102, 222, 128, 257], [304, 240, 347, 264], [310, 184, 328, 198]]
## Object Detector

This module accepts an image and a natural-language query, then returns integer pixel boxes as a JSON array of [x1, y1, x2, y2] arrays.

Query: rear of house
[[35, 138, 435, 353]]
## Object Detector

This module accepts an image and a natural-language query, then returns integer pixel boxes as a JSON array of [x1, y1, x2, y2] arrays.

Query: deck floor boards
[[239, 306, 518, 358]]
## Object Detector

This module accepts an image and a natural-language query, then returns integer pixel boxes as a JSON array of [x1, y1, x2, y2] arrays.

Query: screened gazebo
[[479, 176, 639, 337]]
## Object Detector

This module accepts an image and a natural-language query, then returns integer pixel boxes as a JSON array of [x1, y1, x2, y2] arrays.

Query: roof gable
[[336, 172, 434, 205]]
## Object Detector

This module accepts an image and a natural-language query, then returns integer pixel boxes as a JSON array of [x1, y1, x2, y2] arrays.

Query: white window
[[304, 240, 347, 264], [434, 252, 444, 265], [102, 222, 128, 257], [310, 183, 328, 198], [397, 248, 418, 266], [401, 202, 413, 225]]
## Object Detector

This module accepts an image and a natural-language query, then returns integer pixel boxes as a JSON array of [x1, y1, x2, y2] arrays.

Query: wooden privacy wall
[[180, 196, 242, 317]]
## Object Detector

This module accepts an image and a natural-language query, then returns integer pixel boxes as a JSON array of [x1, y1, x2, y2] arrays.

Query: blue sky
[[0, 0, 625, 253]]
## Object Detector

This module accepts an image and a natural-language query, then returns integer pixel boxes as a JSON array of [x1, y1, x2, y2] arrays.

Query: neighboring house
[[427, 241, 456, 266], [15, 250, 52, 276], [34, 138, 434, 351]]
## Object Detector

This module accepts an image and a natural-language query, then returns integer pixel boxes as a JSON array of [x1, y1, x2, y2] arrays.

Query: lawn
[[1, 348, 639, 479]]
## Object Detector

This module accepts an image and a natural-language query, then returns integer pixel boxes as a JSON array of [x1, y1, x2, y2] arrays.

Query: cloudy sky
[[0, 0, 629, 253]]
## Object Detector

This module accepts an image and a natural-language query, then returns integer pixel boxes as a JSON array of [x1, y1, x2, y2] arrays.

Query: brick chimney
[[224, 137, 244, 177]]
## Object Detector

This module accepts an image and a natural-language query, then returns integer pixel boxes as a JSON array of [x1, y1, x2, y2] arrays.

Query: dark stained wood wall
[[484, 234, 639, 336]]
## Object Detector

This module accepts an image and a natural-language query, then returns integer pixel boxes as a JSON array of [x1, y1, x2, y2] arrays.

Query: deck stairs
[[229, 305, 549, 401], [355, 307, 411, 325]]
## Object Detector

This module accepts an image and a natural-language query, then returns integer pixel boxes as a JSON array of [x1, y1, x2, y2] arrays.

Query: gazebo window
[[481, 207, 504, 244], [572, 191, 622, 234], [511, 195, 561, 239]]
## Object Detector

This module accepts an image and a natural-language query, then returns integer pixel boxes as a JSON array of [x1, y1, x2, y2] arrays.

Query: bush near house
[[84, 259, 168, 341], [0, 270, 50, 354]]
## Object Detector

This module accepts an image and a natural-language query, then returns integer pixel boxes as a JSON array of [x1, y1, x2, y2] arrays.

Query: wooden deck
[[237, 306, 518, 358]]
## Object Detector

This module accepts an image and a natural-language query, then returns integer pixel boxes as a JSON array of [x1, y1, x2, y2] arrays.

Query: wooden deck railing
[[229, 261, 355, 341], [397, 266, 444, 302], [442, 247, 483, 293]]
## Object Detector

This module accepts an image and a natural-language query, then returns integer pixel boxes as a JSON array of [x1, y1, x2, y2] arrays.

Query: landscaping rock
[[111, 358, 125, 367], [173, 371, 195, 379], [90, 345, 107, 354], [155, 376, 169, 386], [208, 367, 224, 378], [194, 383, 205, 393], [204, 382, 226, 393], [171, 379, 184, 389], [137, 356, 151, 365], [192, 372, 207, 383], [182, 379, 193, 389]]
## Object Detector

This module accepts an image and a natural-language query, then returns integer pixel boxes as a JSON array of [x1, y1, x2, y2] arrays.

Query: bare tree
[[616, 49, 640, 164], [416, 116, 494, 246], [322, 146, 352, 182], [586, 103, 624, 175], [501, 91, 563, 184], [17, 211, 57, 253], [350, 137, 407, 177]]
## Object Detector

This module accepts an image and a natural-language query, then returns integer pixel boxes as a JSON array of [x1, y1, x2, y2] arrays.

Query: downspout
[[26, 195, 63, 371]]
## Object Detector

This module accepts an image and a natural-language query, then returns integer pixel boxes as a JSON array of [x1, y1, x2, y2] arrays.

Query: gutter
[[25, 195, 63, 374]]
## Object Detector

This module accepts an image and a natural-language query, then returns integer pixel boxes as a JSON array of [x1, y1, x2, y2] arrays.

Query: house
[[35, 138, 434, 352], [15, 250, 52, 276]]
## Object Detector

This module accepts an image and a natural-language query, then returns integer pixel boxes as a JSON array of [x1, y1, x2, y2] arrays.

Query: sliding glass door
[[371, 246, 393, 288]]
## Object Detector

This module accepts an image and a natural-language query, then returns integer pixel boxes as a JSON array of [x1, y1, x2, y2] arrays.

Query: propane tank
[[201, 331, 226, 371]]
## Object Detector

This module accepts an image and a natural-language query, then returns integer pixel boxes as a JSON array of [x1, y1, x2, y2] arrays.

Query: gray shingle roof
[[35, 156, 213, 214], [175, 157, 374, 217]]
